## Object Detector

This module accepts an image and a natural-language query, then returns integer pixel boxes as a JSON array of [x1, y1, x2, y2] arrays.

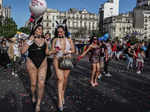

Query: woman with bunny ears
[[21, 23, 56, 112], [52, 19, 75, 111]]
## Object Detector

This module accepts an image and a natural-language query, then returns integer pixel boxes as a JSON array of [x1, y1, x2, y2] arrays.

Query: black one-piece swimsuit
[[28, 43, 46, 68]]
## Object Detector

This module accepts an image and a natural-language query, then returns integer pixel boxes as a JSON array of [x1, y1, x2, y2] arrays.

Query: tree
[[0, 17, 17, 38], [18, 27, 31, 34], [91, 30, 103, 37]]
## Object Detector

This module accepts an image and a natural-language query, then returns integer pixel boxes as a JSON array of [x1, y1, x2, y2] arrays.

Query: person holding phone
[[52, 21, 75, 111], [21, 24, 56, 112]]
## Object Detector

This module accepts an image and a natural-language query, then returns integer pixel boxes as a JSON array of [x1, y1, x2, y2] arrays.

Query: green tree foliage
[[18, 27, 31, 35], [0, 16, 17, 38], [91, 30, 103, 37]]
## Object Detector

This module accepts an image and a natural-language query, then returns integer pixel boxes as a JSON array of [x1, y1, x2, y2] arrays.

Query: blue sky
[[3, 0, 136, 28]]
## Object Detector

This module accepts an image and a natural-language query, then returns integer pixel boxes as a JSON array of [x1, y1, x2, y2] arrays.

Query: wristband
[[26, 40, 33, 46]]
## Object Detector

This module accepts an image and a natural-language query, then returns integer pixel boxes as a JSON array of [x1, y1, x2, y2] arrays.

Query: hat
[[10, 37, 17, 42]]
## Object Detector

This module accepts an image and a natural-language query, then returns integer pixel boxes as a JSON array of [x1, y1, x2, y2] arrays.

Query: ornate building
[[42, 8, 98, 38]]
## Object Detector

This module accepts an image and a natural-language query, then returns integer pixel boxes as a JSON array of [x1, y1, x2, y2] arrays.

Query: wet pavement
[[0, 57, 150, 112]]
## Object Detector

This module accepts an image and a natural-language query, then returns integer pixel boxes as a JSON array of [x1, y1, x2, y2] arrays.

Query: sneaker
[[105, 73, 112, 77], [98, 74, 102, 79], [14, 73, 18, 77], [12, 72, 15, 76], [136, 71, 141, 74]]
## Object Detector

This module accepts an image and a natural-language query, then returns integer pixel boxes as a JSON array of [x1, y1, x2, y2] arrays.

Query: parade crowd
[[0, 22, 150, 112]]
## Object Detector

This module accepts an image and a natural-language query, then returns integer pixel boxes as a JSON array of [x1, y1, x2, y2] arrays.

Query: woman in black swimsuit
[[21, 24, 56, 112]]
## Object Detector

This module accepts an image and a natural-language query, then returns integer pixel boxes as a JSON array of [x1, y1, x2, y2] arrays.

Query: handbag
[[58, 56, 74, 70]]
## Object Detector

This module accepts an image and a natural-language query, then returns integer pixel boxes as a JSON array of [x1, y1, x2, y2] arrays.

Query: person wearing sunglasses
[[78, 36, 101, 87]]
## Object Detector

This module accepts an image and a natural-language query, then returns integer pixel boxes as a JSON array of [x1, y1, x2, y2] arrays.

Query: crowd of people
[[0, 20, 150, 112]]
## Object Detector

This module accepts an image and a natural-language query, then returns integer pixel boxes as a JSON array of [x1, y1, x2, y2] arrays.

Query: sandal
[[32, 95, 36, 104], [94, 82, 99, 86], [62, 99, 65, 105], [35, 104, 40, 112], [90, 81, 95, 87], [58, 106, 63, 112]]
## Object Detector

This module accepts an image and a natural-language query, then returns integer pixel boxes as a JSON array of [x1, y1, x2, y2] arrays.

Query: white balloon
[[29, 0, 47, 17]]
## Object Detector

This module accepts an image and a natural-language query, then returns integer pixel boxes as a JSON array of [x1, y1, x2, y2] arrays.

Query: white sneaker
[[105, 73, 112, 77], [98, 74, 102, 79], [14, 73, 18, 77], [137, 71, 141, 74], [12, 72, 15, 76]]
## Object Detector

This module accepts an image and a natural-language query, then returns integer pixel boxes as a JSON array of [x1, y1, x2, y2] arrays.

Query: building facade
[[136, 0, 150, 7], [103, 13, 144, 39], [99, 0, 119, 33], [100, 0, 150, 40], [0, 0, 11, 18], [133, 0, 150, 39], [42, 8, 99, 38], [0, 0, 3, 16], [100, 0, 119, 19]]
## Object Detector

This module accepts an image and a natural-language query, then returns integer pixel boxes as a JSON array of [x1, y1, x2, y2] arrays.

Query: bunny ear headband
[[29, 16, 43, 37], [56, 19, 67, 28]]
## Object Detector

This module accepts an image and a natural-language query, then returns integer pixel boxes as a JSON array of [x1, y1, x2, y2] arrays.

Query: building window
[[145, 19, 148, 22], [68, 21, 70, 27], [52, 23, 54, 27]]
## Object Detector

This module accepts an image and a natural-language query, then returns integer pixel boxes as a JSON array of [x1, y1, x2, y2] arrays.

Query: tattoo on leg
[[39, 75, 45, 81]]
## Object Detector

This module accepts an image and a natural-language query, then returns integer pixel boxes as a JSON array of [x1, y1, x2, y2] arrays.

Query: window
[[47, 23, 49, 27], [145, 19, 148, 22], [52, 23, 54, 27]]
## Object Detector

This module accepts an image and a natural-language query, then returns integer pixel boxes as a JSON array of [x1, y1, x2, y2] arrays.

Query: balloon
[[68, 32, 71, 36], [29, 0, 47, 17], [104, 33, 109, 39], [98, 36, 104, 41], [104, 37, 108, 41], [142, 46, 147, 51]]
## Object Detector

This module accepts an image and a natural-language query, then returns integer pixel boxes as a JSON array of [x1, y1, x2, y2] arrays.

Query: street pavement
[[0, 57, 150, 112]]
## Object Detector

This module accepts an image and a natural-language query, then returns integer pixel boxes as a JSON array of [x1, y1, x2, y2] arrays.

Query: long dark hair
[[89, 36, 98, 44], [54, 19, 68, 38], [29, 16, 43, 38]]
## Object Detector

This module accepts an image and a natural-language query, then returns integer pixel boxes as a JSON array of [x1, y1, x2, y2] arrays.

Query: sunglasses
[[93, 38, 97, 40]]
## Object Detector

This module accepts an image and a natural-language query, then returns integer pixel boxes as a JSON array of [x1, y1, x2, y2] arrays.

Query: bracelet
[[26, 40, 33, 46]]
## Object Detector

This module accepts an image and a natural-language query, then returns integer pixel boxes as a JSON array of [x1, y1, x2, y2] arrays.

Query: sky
[[3, 0, 136, 28]]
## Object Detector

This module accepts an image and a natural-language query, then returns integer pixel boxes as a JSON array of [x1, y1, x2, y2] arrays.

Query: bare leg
[[91, 64, 96, 86], [62, 70, 70, 104], [53, 58, 64, 109], [26, 58, 38, 103], [95, 63, 100, 85], [36, 58, 47, 112]]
